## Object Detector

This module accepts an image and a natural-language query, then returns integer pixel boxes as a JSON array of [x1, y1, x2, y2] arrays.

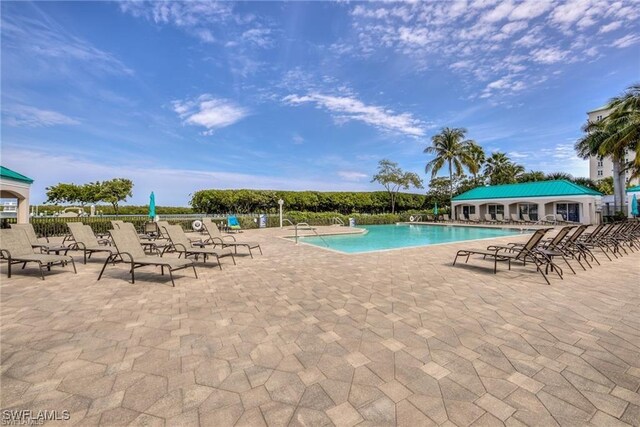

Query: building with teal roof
[[0, 166, 34, 224], [452, 180, 603, 224]]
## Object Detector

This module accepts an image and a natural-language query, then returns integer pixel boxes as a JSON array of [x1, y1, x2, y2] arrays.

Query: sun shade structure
[[451, 180, 603, 224], [0, 166, 34, 224]]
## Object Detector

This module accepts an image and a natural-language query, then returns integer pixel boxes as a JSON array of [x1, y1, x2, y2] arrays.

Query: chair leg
[[248, 247, 253, 259], [70, 258, 77, 274], [168, 269, 175, 287], [98, 255, 112, 281], [258, 245, 262, 255], [192, 265, 198, 279], [562, 256, 576, 274], [84, 250, 87, 265], [7, 257, 11, 278], [38, 262, 45, 280], [131, 262, 135, 284]]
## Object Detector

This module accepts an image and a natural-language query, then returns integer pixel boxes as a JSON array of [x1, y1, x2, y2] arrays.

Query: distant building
[[452, 180, 602, 225], [587, 106, 638, 186], [0, 166, 33, 224]]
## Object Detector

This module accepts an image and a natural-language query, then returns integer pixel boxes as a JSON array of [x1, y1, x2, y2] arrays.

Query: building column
[[17, 195, 29, 224], [537, 203, 545, 222]]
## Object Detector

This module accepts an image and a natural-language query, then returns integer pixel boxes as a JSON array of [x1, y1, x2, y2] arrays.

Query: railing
[[331, 217, 345, 226]]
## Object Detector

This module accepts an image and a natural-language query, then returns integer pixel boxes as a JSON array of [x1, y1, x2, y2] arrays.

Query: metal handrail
[[331, 217, 345, 226]]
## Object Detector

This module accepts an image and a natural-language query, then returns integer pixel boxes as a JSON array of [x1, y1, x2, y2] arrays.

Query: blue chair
[[227, 215, 242, 232]]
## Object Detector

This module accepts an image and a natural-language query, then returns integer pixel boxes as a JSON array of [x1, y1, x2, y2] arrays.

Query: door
[[567, 203, 579, 222]]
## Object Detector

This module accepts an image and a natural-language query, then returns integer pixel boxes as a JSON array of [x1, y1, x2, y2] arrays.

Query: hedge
[[190, 189, 429, 214], [29, 205, 193, 215]]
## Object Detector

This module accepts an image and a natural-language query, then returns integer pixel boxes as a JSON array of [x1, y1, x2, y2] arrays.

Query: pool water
[[298, 224, 524, 254]]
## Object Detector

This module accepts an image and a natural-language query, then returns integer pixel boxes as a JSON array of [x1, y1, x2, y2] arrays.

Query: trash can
[[349, 217, 356, 227], [259, 214, 267, 228]]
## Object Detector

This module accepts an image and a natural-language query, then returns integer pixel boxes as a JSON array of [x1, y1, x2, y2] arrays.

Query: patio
[[1, 226, 639, 426]]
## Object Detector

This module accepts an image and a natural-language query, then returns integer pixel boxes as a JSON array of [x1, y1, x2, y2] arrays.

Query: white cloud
[[599, 21, 622, 34], [283, 93, 426, 137], [1, 11, 133, 76], [337, 171, 369, 181], [292, 133, 304, 145], [3, 105, 80, 127], [531, 47, 568, 64], [172, 95, 248, 134], [341, 1, 640, 99], [611, 34, 640, 48]]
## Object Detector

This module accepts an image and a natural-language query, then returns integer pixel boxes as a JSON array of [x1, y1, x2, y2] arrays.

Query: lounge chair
[[522, 214, 535, 224], [442, 214, 450, 222], [495, 214, 509, 224], [202, 218, 262, 257], [468, 214, 481, 223], [227, 215, 242, 232], [115, 222, 169, 254], [10, 223, 69, 254], [491, 226, 577, 274], [0, 229, 76, 280], [161, 224, 236, 268], [67, 222, 116, 264], [510, 214, 524, 224], [98, 228, 197, 286], [484, 214, 497, 224], [453, 228, 559, 285]]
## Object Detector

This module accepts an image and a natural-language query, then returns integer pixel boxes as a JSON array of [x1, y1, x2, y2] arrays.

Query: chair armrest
[[119, 252, 134, 263], [0, 249, 11, 260], [222, 235, 237, 242]]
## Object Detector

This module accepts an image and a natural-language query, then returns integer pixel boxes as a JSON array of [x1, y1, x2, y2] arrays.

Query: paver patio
[[1, 226, 639, 426]]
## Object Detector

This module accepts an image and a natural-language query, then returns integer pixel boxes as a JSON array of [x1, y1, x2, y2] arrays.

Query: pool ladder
[[284, 219, 330, 246]]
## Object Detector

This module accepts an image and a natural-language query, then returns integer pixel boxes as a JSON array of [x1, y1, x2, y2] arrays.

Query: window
[[597, 115, 603, 121], [597, 160, 603, 167], [597, 170, 603, 177], [487, 204, 504, 218], [518, 203, 538, 221], [556, 203, 580, 223]]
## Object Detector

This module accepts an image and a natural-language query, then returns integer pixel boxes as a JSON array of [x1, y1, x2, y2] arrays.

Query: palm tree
[[466, 142, 486, 182], [484, 152, 524, 184], [518, 170, 546, 183], [575, 116, 627, 208], [424, 127, 475, 213], [546, 172, 574, 181], [577, 84, 640, 208]]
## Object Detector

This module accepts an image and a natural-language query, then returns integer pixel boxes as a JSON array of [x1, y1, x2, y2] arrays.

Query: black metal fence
[[600, 205, 629, 223]]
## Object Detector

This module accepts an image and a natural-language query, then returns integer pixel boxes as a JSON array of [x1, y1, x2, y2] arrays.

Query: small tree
[[371, 159, 423, 213], [99, 178, 133, 215], [45, 183, 82, 205]]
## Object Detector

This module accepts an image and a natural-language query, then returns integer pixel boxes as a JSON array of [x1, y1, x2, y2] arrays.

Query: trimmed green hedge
[[190, 189, 428, 214], [31, 205, 193, 215]]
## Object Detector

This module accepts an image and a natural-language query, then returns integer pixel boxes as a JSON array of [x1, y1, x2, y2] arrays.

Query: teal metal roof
[[627, 185, 640, 193], [0, 166, 34, 184], [453, 180, 602, 201]]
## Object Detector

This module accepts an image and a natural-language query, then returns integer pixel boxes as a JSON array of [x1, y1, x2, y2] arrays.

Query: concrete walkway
[[1, 226, 639, 426]]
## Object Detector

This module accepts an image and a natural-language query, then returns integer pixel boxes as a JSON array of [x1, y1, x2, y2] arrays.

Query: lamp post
[[278, 199, 284, 228]]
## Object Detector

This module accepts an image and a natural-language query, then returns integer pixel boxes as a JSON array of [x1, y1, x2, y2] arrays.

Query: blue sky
[[2, 1, 639, 206]]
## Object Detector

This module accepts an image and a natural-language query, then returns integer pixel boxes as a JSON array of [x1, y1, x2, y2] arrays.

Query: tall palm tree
[[424, 127, 475, 213], [575, 116, 627, 208], [466, 142, 486, 182], [577, 84, 640, 208]]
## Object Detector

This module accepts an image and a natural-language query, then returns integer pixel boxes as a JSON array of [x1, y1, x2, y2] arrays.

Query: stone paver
[[1, 225, 639, 426]]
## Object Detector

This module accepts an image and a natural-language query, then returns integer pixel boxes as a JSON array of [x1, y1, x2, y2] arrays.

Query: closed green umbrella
[[434, 202, 438, 216], [148, 192, 156, 219], [632, 194, 639, 217]]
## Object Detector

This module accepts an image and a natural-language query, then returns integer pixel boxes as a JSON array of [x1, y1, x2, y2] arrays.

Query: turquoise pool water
[[299, 224, 524, 254]]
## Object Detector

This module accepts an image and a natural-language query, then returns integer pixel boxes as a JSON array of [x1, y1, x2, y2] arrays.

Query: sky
[[2, 1, 639, 206]]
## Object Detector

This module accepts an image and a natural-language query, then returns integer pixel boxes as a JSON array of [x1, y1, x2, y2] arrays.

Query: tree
[[45, 183, 82, 205], [425, 177, 456, 210], [424, 127, 475, 212], [484, 152, 524, 185], [98, 178, 133, 215], [518, 170, 546, 183], [576, 83, 640, 208], [546, 172, 574, 181], [371, 159, 423, 213], [573, 177, 599, 191], [596, 176, 614, 195], [466, 142, 486, 181]]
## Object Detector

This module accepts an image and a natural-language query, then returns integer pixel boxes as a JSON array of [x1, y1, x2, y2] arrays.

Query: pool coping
[[281, 223, 536, 255]]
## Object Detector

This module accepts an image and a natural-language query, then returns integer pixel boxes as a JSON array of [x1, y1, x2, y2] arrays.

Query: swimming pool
[[298, 224, 524, 254]]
